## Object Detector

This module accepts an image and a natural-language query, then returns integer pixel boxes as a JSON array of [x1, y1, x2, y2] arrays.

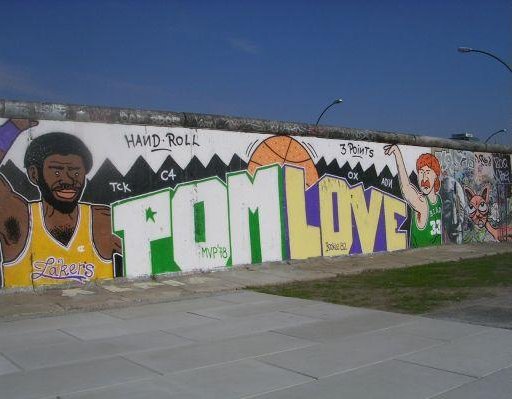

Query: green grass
[[251, 253, 512, 314]]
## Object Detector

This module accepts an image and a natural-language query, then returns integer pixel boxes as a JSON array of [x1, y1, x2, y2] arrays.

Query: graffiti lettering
[[496, 169, 510, 183], [123, 132, 199, 152], [113, 165, 408, 276], [160, 169, 176, 181], [435, 150, 475, 171], [347, 171, 358, 181], [31, 257, 95, 284], [325, 242, 347, 252], [340, 142, 374, 158], [476, 154, 492, 167], [381, 177, 393, 188], [165, 133, 200, 148], [109, 182, 132, 193], [124, 133, 161, 149], [149, 114, 181, 126], [201, 246, 229, 259], [493, 157, 508, 169]]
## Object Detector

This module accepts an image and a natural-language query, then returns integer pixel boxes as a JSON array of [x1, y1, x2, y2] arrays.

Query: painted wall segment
[[0, 117, 511, 288]]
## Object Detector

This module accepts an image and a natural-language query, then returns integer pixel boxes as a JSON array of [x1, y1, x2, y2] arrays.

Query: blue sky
[[0, 0, 511, 142]]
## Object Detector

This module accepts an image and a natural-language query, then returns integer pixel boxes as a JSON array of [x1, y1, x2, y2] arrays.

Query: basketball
[[248, 136, 319, 187]]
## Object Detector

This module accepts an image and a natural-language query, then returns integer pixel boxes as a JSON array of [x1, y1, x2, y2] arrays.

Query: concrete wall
[[0, 100, 511, 288]]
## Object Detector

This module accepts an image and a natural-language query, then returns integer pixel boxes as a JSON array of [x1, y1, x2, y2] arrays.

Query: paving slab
[[60, 311, 215, 340], [251, 359, 473, 399], [189, 297, 312, 319], [61, 377, 195, 399], [272, 308, 413, 342], [61, 358, 312, 399], [0, 354, 19, 376], [383, 317, 490, 341], [125, 331, 317, 374], [164, 358, 313, 399], [432, 365, 512, 399], [211, 290, 286, 304], [260, 329, 442, 378], [0, 329, 80, 352], [105, 287, 187, 304], [280, 301, 372, 321], [166, 311, 320, 342], [0, 356, 156, 399], [4, 330, 193, 370], [0, 311, 120, 335], [398, 328, 512, 377], [101, 297, 231, 320]]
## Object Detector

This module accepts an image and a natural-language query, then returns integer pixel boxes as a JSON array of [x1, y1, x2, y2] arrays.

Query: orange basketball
[[248, 136, 319, 187]]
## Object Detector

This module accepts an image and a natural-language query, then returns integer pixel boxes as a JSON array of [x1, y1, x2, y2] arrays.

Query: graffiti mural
[[0, 117, 510, 288], [385, 145, 442, 248], [434, 148, 512, 243], [0, 121, 121, 287]]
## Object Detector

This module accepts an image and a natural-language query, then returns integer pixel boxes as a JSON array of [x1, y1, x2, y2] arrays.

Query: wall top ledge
[[1, 99, 510, 154]]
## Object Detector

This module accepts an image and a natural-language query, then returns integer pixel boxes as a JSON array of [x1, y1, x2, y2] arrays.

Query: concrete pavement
[[0, 290, 511, 398], [0, 243, 512, 398], [1, 242, 511, 322]]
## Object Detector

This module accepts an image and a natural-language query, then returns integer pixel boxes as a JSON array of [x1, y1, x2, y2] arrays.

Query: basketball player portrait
[[384, 144, 442, 248], [0, 120, 121, 287]]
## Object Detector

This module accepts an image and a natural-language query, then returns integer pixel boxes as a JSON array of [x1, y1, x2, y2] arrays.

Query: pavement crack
[[119, 355, 165, 376], [185, 311, 223, 321], [57, 328, 84, 341], [0, 350, 25, 371], [395, 358, 479, 379], [254, 358, 319, 380]]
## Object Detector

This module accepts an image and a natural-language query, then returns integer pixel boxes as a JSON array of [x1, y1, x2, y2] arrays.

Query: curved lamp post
[[485, 128, 508, 144], [457, 47, 512, 74], [315, 98, 343, 126]]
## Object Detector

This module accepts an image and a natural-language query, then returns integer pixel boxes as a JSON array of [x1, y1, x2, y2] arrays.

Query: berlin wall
[[0, 100, 511, 289]]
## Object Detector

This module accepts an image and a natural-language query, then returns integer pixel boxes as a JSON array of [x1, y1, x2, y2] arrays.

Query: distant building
[[451, 132, 480, 142]]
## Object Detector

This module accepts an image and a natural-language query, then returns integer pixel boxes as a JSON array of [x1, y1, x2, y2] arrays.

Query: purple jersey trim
[[0, 121, 21, 152]]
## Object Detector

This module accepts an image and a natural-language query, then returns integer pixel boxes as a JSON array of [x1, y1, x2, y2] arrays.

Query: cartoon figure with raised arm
[[0, 119, 121, 288], [384, 144, 442, 247], [464, 184, 512, 241]]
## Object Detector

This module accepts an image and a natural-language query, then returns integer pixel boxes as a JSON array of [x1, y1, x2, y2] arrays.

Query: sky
[[0, 0, 511, 143]]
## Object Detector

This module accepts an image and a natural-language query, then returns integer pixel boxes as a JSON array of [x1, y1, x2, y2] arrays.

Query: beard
[[38, 176, 84, 214]]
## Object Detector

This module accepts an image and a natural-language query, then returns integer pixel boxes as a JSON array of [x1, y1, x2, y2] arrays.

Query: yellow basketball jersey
[[3, 202, 113, 288]]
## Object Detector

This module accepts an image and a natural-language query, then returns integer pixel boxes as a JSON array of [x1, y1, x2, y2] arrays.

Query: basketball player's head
[[24, 133, 92, 214], [416, 153, 441, 195]]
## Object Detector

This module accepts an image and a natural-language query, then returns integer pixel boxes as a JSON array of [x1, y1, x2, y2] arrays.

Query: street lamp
[[457, 47, 512, 74], [315, 98, 343, 126], [485, 128, 508, 144]]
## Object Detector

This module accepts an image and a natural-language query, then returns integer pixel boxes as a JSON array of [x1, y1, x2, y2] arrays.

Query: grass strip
[[251, 253, 512, 314]]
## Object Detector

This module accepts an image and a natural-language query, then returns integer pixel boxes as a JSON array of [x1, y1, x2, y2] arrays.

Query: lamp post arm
[[315, 101, 338, 126], [485, 129, 507, 144], [470, 49, 512, 74]]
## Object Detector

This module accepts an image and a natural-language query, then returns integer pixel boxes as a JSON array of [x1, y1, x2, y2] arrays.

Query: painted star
[[145, 207, 157, 222]]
